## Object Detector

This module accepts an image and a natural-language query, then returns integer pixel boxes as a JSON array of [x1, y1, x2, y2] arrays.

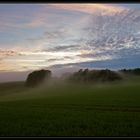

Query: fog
[[0, 71, 30, 83], [0, 65, 82, 83]]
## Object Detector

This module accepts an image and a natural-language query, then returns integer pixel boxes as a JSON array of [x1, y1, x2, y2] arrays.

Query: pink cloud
[[48, 4, 127, 15]]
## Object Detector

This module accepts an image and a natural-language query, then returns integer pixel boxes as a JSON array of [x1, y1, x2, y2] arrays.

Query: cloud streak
[[48, 4, 127, 15]]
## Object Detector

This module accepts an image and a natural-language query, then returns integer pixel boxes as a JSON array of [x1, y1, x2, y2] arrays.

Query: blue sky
[[112, 4, 140, 9], [0, 3, 140, 78]]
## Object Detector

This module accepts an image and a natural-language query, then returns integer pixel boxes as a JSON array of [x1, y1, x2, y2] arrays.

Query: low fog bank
[[0, 65, 82, 83], [1, 66, 140, 84], [0, 71, 30, 83]]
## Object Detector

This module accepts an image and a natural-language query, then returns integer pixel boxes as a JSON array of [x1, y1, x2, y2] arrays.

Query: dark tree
[[25, 69, 51, 87], [68, 69, 122, 83], [119, 68, 140, 75]]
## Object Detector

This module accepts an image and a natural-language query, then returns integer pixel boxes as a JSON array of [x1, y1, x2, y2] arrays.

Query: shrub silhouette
[[68, 69, 122, 83], [25, 69, 51, 87]]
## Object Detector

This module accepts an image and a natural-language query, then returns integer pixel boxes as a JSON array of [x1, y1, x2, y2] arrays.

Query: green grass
[[0, 77, 140, 136]]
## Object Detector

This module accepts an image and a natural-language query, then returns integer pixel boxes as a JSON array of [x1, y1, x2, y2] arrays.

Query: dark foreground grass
[[0, 78, 140, 136]]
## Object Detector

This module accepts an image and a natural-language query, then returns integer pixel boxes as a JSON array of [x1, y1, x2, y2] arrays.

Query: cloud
[[1, 4, 140, 73], [48, 53, 140, 71], [0, 4, 91, 33], [0, 5, 48, 33], [26, 30, 66, 46], [42, 44, 82, 52], [0, 49, 20, 62], [48, 4, 127, 16]]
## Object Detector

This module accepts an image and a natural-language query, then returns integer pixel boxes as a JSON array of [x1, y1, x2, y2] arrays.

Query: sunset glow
[[0, 3, 140, 75]]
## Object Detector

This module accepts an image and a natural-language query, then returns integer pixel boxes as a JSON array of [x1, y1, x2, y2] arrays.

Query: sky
[[0, 3, 140, 82]]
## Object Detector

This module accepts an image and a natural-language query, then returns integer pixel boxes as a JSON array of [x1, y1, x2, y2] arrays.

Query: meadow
[[0, 76, 140, 136]]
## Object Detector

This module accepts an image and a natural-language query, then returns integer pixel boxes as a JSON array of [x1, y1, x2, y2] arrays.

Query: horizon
[[0, 3, 140, 82]]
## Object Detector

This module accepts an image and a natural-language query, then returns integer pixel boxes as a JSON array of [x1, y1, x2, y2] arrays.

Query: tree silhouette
[[119, 68, 140, 75], [68, 69, 122, 83], [25, 69, 51, 87]]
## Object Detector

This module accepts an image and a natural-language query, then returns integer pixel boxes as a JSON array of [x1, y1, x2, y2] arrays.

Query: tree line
[[68, 69, 122, 83], [119, 68, 140, 75], [25, 68, 140, 87]]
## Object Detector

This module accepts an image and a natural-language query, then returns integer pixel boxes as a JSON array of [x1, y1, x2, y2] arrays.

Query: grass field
[[0, 76, 140, 136]]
